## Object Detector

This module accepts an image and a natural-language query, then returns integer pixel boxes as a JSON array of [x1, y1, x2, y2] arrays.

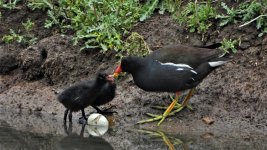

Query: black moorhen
[[114, 55, 228, 125], [143, 43, 227, 124], [58, 73, 115, 123], [92, 78, 117, 113], [147, 44, 223, 102]]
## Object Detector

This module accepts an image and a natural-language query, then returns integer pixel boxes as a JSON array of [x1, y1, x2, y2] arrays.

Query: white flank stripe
[[190, 70, 198, 74], [208, 61, 228, 67], [191, 78, 195, 81], [160, 62, 193, 69], [176, 68, 184, 71]]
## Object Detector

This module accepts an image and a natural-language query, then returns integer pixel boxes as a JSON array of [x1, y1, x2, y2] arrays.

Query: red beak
[[113, 64, 122, 78]]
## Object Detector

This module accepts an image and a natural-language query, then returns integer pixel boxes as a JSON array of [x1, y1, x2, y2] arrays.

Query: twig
[[239, 14, 267, 28]]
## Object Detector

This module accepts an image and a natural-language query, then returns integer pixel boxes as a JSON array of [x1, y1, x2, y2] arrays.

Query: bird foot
[[78, 117, 87, 124], [137, 105, 186, 125], [151, 103, 193, 111]]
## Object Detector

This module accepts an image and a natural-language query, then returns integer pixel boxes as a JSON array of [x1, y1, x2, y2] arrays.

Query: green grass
[[1, 0, 266, 55], [0, 0, 21, 10], [2, 19, 37, 45], [26, 0, 172, 53], [217, 1, 267, 37], [174, 1, 216, 33], [220, 38, 238, 54]]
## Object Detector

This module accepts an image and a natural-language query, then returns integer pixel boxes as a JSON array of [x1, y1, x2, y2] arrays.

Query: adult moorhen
[[144, 43, 227, 124], [114, 52, 228, 125], [58, 72, 115, 123]]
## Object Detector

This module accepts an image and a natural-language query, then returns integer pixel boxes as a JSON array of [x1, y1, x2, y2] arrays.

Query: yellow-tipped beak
[[113, 64, 122, 79], [113, 73, 119, 79]]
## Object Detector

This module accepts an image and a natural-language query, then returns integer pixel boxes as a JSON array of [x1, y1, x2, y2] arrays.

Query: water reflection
[[1, 117, 267, 150], [136, 128, 191, 150], [0, 120, 56, 150], [59, 122, 113, 150], [0, 119, 113, 150]]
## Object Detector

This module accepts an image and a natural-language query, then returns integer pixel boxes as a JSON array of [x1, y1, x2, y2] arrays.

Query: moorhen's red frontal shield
[[113, 64, 122, 78]]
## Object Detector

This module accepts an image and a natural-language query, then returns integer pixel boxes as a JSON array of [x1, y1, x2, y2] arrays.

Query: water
[[0, 107, 266, 150], [0, 125, 113, 150], [1, 123, 267, 150]]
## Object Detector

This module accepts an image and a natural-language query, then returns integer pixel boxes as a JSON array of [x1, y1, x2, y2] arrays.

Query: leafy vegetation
[[140, 0, 159, 21], [25, 0, 172, 53], [158, 0, 181, 14], [2, 19, 37, 45], [1, 0, 267, 55], [174, 1, 216, 33], [119, 32, 151, 58], [27, 0, 53, 10], [2, 29, 24, 43], [220, 38, 238, 54], [0, 0, 20, 9], [216, 2, 240, 26], [25, 0, 181, 54], [217, 1, 267, 37], [22, 19, 35, 31]]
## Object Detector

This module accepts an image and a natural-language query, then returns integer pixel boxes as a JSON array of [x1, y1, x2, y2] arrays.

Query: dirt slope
[[0, 9, 266, 135]]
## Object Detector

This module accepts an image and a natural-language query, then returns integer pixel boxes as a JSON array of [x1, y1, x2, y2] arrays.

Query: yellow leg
[[136, 129, 185, 150], [137, 105, 185, 124], [157, 92, 180, 126], [160, 131, 175, 150], [137, 88, 196, 125], [181, 88, 195, 107]]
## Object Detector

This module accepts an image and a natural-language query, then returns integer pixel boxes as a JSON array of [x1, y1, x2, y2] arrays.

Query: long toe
[[137, 106, 186, 125], [151, 103, 183, 110], [137, 113, 164, 124]]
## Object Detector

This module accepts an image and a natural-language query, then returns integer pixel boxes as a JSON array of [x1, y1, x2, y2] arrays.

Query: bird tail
[[208, 60, 228, 67], [193, 58, 229, 84], [208, 57, 229, 68]]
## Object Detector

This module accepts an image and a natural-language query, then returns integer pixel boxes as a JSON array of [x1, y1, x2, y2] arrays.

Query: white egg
[[87, 113, 109, 126], [87, 125, 108, 136]]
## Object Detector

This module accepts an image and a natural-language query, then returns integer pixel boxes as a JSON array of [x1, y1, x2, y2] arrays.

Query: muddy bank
[[1, 10, 267, 140]]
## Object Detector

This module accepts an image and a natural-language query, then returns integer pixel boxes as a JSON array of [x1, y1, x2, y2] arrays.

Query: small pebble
[[202, 116, 215, 125], [201, 132, 214, 139]]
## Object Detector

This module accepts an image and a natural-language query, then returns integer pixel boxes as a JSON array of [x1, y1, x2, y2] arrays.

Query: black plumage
[[92, 79, 116, 113], [57, 73, 115, 123], [115, 56, 228, 126], [147, 43, 223, 68], [118, 56, 226, 93], [146, 43, 228, 105], [113, 43, 229, 125]]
